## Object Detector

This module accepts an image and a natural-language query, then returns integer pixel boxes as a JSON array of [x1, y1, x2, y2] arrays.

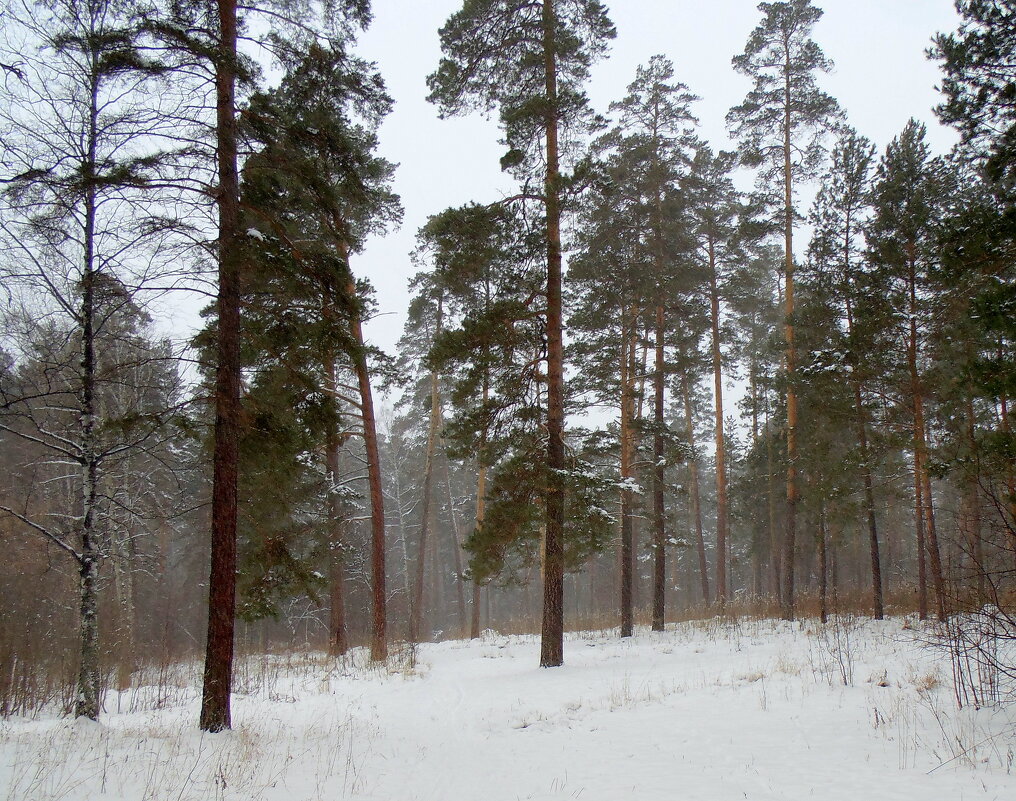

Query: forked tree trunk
[[540, 0, 566, 668], [200, 0, 241, 734]]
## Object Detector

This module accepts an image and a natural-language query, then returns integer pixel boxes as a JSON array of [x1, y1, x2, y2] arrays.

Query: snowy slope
[[2, 617, 1014, 800]]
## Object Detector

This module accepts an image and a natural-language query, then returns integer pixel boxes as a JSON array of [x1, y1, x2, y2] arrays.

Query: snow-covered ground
[[2, 616, 1014, 800]]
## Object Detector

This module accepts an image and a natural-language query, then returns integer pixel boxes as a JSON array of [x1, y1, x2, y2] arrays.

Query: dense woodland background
[[0, 0, 1014, 729]]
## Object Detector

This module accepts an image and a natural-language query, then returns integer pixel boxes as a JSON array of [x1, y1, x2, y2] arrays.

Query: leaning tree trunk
[[540, 0, 566, 668], [200, 0, 241, 734]]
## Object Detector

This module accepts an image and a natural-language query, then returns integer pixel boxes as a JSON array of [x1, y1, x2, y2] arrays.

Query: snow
[[2, 617, 1014, 800]]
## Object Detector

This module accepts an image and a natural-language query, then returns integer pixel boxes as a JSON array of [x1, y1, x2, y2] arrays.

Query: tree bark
[[540, 0, 566, 668], [200, 0, 241, 733]]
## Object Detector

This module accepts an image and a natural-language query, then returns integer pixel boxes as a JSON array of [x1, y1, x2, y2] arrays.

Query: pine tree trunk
[[999, 394, 1016, 558], [818, 505, 827, 624], [965, 393, 985, 604], [907, 255, 943, 620], [411, 325, 443, 642], [200, 0, 240, 733], [472, 460, 487, 640], [766, 405, 781, 602], [844, 286, 884, 620], [681, 371, 710, 606], [540, 0, 566, 668], [619, 310, 635, 638], [708, 241, 729, 607], [651, 305, 666, 631], [781, 53, 799, 623], [471, 370, 490, 640], [921, 456, 946, 619], [324, 357, 348, 657], [443, 454, 468, 635], [344, 272, 387, 662], [112, 541, 137, 691], [852, 378, 884, 620], [914, 453, 928, 620]]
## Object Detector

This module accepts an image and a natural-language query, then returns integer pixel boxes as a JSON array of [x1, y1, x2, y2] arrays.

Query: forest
[[0, 1, 1015, 791]]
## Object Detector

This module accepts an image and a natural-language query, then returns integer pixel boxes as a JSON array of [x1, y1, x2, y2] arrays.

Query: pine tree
[[868, 120, 948, 620], [612, 54, 697, 632], [238, 41, 400, 662], [727, 0, 841, 620], [806, 126, 886, 618], [685, 146, 746, 606], [428, 0, 614, 666]]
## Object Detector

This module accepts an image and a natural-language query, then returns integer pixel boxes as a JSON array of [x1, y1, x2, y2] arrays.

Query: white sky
[[353, 0, 961, 356]]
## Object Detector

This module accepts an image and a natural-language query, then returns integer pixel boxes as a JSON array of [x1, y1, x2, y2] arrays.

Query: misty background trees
[[1, 0, 1014, 730]]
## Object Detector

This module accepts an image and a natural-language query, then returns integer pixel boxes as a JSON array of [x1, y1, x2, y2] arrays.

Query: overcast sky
[[351, 0, 962, 357]]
